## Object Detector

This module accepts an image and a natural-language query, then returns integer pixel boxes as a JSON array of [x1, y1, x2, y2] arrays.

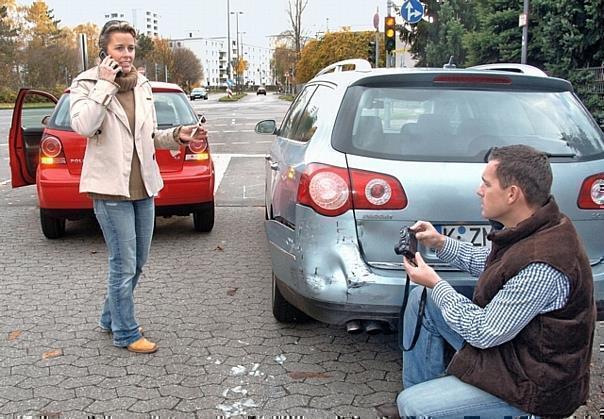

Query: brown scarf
[[114, 67, 138, 92]]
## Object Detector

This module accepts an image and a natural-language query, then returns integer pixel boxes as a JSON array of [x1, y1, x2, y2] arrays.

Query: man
[[377, 145, 595, 417]]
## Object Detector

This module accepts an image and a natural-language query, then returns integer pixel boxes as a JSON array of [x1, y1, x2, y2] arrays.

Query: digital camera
[[394, 226, 418, 261]]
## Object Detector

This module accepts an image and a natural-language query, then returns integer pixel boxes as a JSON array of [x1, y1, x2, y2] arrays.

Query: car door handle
[[265, 154, 279, 170]]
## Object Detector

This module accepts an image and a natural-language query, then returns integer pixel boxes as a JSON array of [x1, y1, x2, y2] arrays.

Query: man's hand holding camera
[[402, 221, 446, 289]]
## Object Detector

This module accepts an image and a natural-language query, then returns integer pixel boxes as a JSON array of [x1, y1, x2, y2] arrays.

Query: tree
[[136, 33, 154, 64], [145, 37, 174, 81], [463, 0, 522, 66], [171, 47, 203, 91], [530, 0, 604, 117], [72, 22, 99, 69], [0, 4, 20, 91], [271, 43, 297, 87], [22, 1, 78, 92], [295, 30, 378, 83], [285, 0, 308, 59], [400, 0, 477, 66]]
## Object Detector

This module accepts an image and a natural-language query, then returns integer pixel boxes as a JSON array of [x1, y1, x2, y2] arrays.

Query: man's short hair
[[98, 20, 137, 51], [488, 145, 552, 206]]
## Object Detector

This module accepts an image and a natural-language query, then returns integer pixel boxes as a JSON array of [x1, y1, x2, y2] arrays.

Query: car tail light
[[578, 173, 604, 209], [297, 163, 407, 217], [185, 139, 209, 161], [40, 136, 66, 165]]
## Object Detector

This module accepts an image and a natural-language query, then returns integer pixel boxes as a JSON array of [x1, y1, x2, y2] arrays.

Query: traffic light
[[384, 16, 396, 52], [368, 41, 376, 66]]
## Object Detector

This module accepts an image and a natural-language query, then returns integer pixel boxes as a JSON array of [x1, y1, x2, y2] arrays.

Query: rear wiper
[[484, 147, 576, 162], [543, 152, 576, 158]]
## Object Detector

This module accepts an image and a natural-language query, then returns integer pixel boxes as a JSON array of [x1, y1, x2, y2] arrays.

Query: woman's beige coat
[[70, 67, 179, 197]]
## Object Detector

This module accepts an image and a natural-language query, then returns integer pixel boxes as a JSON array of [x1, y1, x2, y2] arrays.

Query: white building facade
[[103, 9, 160, 38], [169, 36, 274, 87]]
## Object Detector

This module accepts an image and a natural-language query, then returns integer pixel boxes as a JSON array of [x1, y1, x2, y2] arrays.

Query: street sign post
[[400, 0, 424, 24]]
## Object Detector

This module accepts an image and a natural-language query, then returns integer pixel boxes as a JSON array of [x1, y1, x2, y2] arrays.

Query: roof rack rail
[[315, 59, 372, 78], [468, 63, 547, 77]]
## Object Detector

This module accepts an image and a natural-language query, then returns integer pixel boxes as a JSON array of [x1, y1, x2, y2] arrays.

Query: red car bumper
[[36, 163, 214, 218]]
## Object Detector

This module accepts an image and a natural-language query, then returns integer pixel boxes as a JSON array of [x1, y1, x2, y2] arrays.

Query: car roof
[[150, 81, 184, 93], [62, 80, 185, 94], [309, 60, 571, 92]]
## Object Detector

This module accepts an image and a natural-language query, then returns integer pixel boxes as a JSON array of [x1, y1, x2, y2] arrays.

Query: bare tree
[[285, 0, 308, 58]]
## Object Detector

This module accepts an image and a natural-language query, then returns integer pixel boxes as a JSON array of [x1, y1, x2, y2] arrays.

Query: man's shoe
[[127, 337, 158, 354], [375, 402, 401, 419]]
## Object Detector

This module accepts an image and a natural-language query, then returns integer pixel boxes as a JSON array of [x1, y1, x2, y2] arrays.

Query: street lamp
[[226, 0, 232, 82], [230, 11, 243, 87]]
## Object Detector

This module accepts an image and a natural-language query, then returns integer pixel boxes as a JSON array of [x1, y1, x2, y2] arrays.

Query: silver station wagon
[[256, 59, 604, 333]]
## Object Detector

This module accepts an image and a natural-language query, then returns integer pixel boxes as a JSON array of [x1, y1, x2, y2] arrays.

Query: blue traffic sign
[[401, 0, 424, 24]]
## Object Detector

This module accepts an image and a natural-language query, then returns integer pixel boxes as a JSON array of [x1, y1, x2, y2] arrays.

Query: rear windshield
[[332, 86, 604, 162], [48, 91, 198, 131]]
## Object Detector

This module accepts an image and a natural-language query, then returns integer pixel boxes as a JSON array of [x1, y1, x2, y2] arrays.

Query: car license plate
[[435, 224, 491, 248]]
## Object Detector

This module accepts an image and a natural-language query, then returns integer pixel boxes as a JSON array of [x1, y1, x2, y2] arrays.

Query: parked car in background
[[256, 59, 604, 332], [190, 87, 208, 100], [9, 82, 215, 239], [257, 86, 267, 96]]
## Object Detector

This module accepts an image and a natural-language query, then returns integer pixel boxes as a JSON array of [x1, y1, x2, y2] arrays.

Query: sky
[[18, 0, 389, 48]]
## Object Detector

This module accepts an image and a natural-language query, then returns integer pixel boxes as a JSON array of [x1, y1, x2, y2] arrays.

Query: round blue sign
[[401, 0, 424, 24]]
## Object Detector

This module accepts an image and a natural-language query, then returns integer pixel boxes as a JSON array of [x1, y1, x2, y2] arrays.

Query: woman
[[69, 20, 207, 354]]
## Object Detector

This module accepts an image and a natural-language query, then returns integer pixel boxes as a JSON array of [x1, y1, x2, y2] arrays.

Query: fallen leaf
[[226, 287, 239, 296], [214, 245, 224, 251], [288, 371, 331, 380], [8, 330, 21, 341], [42, 349, 63, 360]]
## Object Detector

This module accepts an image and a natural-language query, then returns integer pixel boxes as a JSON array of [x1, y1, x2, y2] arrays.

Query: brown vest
[[447, 198, 595, 416]]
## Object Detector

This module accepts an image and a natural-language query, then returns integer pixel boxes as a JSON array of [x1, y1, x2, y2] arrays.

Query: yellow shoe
[[127, 337, 158, 354]]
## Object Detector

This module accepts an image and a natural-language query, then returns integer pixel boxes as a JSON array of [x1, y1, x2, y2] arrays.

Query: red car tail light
[[297, 163, 407, 217], [40, 136, 66, 165], [578, 173, 604, 209], [185, 139, 209, 161]]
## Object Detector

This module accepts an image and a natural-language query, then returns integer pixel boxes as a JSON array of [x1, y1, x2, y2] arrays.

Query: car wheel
[[192, 202, 215, 232], [40, 209, 66, 239], [272, 272, 310, 323]]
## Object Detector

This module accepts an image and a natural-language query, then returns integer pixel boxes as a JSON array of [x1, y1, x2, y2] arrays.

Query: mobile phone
[[99, 49, 122, 75], [191, 114, 207, 137]]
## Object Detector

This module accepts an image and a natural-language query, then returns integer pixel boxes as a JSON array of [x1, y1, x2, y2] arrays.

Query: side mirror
[[255, 120, 277, 135], [41, 115, 50, 126]]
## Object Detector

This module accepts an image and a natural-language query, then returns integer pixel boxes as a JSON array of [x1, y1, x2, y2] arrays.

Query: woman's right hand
[[410, 220, 446, 250], [98, 56, 122, 82]]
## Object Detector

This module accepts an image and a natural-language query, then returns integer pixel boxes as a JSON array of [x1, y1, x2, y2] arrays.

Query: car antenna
[[443, 56, 456, 69]]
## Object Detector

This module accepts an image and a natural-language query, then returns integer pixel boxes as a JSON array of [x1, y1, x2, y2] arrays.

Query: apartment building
[[169, 35, 274, 87]]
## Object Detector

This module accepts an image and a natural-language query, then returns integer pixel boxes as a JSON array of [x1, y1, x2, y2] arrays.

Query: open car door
[[9, 88, 57, 187]]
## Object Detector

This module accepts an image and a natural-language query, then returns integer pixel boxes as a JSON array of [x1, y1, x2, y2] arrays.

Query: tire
[[40, 209, 66, 239], [272, 272, 310, 323], [192, 202, 215, 232]]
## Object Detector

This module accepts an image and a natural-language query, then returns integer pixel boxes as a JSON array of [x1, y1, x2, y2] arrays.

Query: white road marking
[[212, 153, 265, 194]]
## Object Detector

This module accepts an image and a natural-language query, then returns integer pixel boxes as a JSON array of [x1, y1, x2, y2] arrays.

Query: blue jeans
[[93, 197, 154, 347], [397, 286, 533, 418]]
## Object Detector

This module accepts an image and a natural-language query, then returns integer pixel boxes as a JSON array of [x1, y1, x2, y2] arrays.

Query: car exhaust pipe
[[364, 320, 385, 335], [346, 320, 363, 334]]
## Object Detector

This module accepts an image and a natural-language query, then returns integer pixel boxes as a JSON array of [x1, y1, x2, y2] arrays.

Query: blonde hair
[[98, 20, 137, 51]]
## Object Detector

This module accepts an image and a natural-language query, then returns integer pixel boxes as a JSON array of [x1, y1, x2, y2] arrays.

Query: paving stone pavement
[[0, 187, 601, 417]]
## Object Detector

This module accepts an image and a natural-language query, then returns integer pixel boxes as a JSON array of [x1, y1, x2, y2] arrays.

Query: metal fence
[[579, 66, 604, 95]]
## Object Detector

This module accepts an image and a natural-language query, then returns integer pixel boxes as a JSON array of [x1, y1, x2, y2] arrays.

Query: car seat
[[154, 101, 178, 127], [354, 115, 384, 150]]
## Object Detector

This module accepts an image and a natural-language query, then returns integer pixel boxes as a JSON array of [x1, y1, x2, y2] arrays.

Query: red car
[[9, 82, 215, 239]]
